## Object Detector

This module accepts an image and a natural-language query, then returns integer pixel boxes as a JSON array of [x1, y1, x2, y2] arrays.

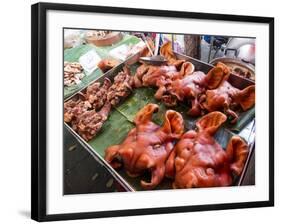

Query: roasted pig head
[[165, 111, 249, 188], [105, 103, 185, 189], [162, 62, 254, 122], [201, 63, 255, 123], [133, 41, 194, 90], [162, 62, 230, 115]]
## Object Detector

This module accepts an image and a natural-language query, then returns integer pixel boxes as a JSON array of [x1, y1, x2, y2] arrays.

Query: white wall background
[[0, 0, 279, 223]]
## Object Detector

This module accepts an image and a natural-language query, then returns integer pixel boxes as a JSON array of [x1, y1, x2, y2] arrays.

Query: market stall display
[[64, 34, 146, 99], [64, 39, 255, 191]]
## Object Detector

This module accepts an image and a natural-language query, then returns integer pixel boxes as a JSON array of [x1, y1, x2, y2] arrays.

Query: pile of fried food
[[105, 103, 249, 189], [64, 61, 85, 87], [64, 67, 133, 141]]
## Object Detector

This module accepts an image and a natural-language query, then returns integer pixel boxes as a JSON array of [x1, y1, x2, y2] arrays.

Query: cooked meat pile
[[83, 78, 112, 110], [72, 103, 111, 141], [133, 41, 255, 123], [165, 111, 249, 188], [107, 67, 133, 106], [105, 105, 249, 189], [64, 61, 85, 87], [64, 67, 134, 141], [105, 104, 184, 189]]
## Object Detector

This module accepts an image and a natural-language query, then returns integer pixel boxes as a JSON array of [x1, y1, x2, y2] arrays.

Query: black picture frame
[[31, 2, 274, 222]]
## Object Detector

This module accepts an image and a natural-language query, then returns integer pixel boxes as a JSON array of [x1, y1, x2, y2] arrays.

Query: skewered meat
[[105, 103, 184, 189], [73, 103, 111, 141], [97, 59, 120, 73], [107, 66, 134, 106], [84, 78, 112, 110], [165, 111, 249, 188]]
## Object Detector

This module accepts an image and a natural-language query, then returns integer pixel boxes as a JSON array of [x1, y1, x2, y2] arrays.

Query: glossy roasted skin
[[163, 62, 255, 122], [105, 104, 185, 190], [161, 62, 230, 115], [202, 81, 255, 123], [133, 41, 195, 102], [162, 71, 206, 114], [165, 111, 249, 189]]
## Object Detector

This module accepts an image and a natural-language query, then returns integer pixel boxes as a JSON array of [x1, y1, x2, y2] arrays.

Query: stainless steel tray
[[64, 53, 255, 191]]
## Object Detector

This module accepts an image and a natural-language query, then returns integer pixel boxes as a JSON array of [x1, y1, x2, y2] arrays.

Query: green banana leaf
[[67, 58, 255, 191], [227, 107, 255, 133], [88, 108, 134, 157], [64, 44, 94, 62], [64, 35, 142, 99], [115, 87, 195, 129], [64, 44, 104, 99]]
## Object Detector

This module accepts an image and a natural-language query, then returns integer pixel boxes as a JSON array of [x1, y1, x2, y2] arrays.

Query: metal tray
[[64, 53, 255, 192]]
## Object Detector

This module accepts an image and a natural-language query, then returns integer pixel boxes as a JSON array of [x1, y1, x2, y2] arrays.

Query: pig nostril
[[142, 169, 152, 184], [153, 144, 161, 149]]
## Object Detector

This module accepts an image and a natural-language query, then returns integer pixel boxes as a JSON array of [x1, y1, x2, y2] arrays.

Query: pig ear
[[161, 110, 185, 138], [205, 62, 230, 89], [134, 103, 159, 125], [196, 111, 227, 136], [226, 136, 249, 176], [165, 149, 176, 179], [171, 59, 185, 70], [236, 85, 255, 111], [160, 41, 176, 62], [180, 61, 195, 77]]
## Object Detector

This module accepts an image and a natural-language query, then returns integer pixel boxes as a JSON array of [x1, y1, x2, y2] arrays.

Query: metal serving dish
[[64, 52, 255, 192], [210, 57, 255, 83]]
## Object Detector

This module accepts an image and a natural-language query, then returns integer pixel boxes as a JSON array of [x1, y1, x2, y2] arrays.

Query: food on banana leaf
[[83, 78, 112, 110], [64, 98, 92, 123], [133, 41, 255, 123], [64, 78, 111, 124], [64, 61, 85, 86], [72, 103, 111, 141], [97, 59, 120, 73], [64, 66, 134, 141], [107, 66, 134, 106], [165, 111, 249, 189], [105, 103, 184, 190]]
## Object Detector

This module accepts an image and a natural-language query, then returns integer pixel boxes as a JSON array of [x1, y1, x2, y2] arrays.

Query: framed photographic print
[[31, 2, 274, 222]]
